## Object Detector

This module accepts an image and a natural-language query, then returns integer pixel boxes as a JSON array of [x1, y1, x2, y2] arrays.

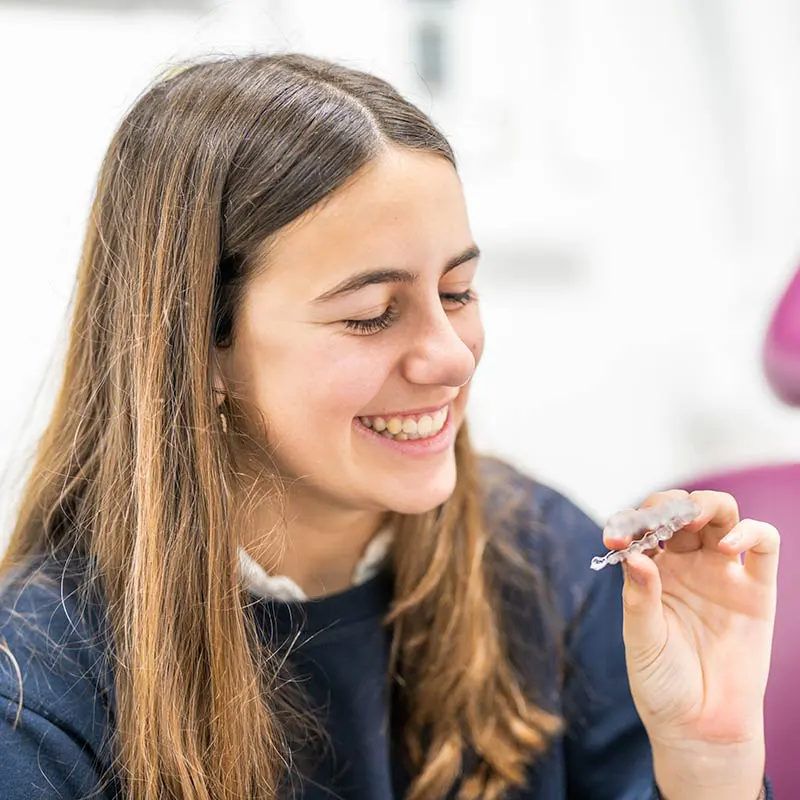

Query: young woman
[[0, 54, 777, 800]]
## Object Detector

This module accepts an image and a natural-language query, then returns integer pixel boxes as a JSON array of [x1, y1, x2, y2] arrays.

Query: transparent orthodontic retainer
[[590, 497, 702, 572]]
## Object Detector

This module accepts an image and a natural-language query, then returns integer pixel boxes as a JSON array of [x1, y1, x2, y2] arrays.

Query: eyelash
[[344, 290, 476, 335]]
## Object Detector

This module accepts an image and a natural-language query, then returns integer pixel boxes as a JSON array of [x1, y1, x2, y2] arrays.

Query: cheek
[[272, 340, 392, 421]]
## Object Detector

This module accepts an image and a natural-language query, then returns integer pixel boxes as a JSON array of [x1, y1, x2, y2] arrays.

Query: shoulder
[[478, 454, 604, 587], [0, 551, 115, 748]]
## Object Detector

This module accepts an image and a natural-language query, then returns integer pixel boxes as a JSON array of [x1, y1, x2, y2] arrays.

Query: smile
[[356, 405, 449, 441]]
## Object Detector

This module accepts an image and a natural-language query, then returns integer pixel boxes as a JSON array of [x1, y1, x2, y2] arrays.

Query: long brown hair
[[1, 54, 561, 799]]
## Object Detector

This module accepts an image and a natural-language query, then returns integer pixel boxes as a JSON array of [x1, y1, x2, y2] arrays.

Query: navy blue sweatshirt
[[0, 459, 772, 799]]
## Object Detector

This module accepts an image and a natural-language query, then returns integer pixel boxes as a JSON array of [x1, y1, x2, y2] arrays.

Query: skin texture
[[213, 147, 484, 595]]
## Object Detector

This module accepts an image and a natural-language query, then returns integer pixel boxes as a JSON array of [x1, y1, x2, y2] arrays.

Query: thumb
[[621, 553, 668, 668]]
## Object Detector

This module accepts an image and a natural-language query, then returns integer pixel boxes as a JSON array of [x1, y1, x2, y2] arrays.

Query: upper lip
[[360, 401, 454, 418]]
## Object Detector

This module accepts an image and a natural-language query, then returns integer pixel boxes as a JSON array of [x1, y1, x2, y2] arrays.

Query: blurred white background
[[1, 0, 800, 547]]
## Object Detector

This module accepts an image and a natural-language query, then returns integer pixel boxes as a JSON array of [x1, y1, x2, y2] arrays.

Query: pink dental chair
[[667, 267, 800, 796]]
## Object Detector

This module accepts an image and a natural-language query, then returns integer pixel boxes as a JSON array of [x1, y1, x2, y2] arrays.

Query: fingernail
[[721, 531, 742, 547]]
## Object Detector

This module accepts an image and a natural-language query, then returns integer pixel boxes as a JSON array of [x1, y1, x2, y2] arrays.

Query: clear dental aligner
[[590, 496, 702, 571]]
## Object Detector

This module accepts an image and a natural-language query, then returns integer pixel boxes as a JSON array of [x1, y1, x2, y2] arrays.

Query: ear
[[210, 349, 228, 408]]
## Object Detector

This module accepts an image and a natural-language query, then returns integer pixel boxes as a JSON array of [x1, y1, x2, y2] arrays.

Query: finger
[[620, 552, 668, 668], [719, 518, 780, 584], [665, 490, 740, 553], [684, 489, 740, 541]]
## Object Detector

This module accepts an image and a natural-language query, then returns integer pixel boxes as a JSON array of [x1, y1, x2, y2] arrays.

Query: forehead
[[250, 147, 472, 300]]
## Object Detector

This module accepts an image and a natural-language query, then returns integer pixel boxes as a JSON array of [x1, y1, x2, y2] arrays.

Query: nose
[[400, 308, 476, 389]]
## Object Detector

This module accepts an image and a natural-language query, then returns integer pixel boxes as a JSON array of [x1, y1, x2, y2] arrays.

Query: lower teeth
[[379, 429, 438, 441]]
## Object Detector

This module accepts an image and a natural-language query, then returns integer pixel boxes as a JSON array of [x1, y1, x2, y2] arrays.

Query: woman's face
[[215, 146, 484, 517]]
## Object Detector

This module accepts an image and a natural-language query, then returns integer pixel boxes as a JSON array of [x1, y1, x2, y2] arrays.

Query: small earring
[[219, 409, 228, 435]]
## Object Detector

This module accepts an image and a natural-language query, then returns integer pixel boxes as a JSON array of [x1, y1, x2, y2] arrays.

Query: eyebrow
[[312, 244, 481, 303]]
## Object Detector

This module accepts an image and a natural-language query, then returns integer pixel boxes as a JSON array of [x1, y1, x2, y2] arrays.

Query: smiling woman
[[0, 54, 775, 800], [214, 146, 484, 537]]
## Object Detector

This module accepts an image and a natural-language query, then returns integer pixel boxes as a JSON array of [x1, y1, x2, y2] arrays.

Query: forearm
[[652, 739, 766, 800]]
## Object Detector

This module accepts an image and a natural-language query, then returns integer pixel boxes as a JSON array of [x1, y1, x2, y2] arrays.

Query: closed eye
[[343, 289, 477, 336], [439, 289, 476, 307], [344, 306, 399, 335]]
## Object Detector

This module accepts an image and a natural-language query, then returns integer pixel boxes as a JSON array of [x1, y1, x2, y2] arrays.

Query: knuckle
[[769, 523, 781, 543], [764, 520, 778, 536], [743, 518, 780, 541], [692, 489, 738, 517], [687, 489, 710, 508]]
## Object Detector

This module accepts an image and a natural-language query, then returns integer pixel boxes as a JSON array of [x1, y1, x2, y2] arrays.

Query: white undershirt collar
[[239, 525, 394, 602]]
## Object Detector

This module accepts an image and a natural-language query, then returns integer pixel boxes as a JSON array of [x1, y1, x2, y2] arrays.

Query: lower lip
[[353, 408, 454, 455]]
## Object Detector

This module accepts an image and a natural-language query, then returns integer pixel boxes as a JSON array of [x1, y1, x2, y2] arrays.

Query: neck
[[236, 483, 389, 599]]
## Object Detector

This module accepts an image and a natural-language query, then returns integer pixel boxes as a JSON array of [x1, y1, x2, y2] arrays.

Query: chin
[[378, 463, 458, 515]]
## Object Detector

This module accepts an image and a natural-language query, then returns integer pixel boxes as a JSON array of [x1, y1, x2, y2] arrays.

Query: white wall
[[1, 0, 799, 548]]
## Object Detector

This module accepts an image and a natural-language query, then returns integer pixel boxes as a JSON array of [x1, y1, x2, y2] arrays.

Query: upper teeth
[[359, 406, 449, 439]]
